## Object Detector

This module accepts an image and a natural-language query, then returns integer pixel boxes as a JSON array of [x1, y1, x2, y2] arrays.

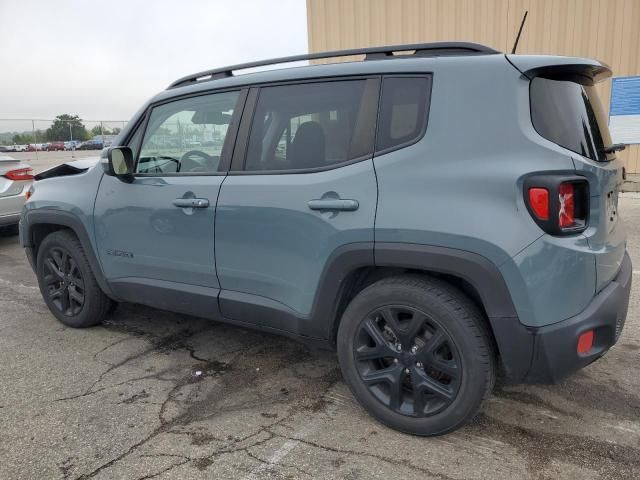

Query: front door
[[215, 79, 380, 337], [94, 89, 244, 306]]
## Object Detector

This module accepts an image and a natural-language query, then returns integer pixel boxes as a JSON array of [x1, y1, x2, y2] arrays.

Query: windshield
[[530, 77, 614, 161]]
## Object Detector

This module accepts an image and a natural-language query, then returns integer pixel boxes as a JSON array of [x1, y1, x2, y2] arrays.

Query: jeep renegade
[[20, 42, 632, 436]]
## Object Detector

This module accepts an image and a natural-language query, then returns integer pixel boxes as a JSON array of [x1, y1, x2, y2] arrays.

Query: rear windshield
[[530, 77, 614, 161]]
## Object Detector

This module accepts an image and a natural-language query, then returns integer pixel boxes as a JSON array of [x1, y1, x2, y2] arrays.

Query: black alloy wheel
[[354, 305, 461, 417], [42, 246, 85, 316]]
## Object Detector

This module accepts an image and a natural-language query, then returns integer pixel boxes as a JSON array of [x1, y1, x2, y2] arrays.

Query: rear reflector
[[4, 167, 34, 181], [577, 330, 594, 354], [558, 182, 575, 228], [528, 188, 549, 220]]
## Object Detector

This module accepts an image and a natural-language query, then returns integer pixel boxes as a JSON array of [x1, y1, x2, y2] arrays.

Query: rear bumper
[[525, 251, 632, 383]]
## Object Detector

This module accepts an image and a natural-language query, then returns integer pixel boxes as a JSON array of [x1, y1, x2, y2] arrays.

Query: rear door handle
[[172, 198, 209, 208], [307, 198, 359, 211]]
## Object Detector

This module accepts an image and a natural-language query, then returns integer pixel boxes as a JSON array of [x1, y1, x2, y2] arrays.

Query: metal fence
[[0, 118, 129, 148]]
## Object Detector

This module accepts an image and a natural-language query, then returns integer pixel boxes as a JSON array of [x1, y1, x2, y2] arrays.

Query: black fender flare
[[312, 242, 533, 381], [20, 209, 117, 299]]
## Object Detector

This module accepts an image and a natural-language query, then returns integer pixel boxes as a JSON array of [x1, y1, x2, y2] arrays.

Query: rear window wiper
[[602, 143, 626, 154]]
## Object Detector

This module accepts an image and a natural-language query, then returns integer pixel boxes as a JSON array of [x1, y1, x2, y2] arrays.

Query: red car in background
[[47, 142, 65, 151]]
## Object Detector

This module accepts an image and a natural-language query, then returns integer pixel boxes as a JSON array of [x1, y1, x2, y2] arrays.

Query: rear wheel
[[36, 230, 112, 328], [337, 275, 495, 436]]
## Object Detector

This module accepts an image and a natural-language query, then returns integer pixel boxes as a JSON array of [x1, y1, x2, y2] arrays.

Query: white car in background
[[0, 154, 33, 227]]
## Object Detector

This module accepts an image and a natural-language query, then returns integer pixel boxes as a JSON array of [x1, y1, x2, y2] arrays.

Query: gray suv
[[20, 42, 632, 436]]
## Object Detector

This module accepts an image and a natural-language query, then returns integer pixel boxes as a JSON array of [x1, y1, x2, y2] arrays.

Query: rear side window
[[530, 77, 614, 161], [375, 76, 431, 154], [245, 79, 378, 172]]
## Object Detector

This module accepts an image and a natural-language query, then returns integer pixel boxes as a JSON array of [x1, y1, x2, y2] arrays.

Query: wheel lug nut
[[411, 345, 418, 353], [396, 343, 402, 351], [393, 358, 398, 364], [404, 368, 410, 374], [416, 362, 423, 368]]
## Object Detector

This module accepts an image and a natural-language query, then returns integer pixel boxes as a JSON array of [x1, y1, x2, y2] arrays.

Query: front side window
[[137, 91, 240, 174], [530, 77, 614, 161], [245, 80, 377, 172]]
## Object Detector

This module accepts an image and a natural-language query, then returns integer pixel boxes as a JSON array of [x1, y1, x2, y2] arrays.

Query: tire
[[36, 230, 112, 328], [337, 275, 496, 436]]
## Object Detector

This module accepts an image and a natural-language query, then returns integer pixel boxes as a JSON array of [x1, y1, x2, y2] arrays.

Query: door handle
[[172, 198, 209, 208], [307, 198, 359, 211]]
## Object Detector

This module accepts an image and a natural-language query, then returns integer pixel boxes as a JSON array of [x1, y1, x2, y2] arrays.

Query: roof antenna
[[511, 10, 528, 54]]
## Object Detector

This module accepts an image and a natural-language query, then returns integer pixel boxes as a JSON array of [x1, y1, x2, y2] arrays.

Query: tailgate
[[574, 157, 626, 292]]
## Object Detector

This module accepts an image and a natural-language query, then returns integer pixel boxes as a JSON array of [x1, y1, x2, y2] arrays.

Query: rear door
[[215, 78, 380, 336]]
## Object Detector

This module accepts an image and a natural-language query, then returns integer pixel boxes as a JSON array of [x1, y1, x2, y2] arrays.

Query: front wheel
[[337, 275, 496, 436], [36, 230, 113, 328]]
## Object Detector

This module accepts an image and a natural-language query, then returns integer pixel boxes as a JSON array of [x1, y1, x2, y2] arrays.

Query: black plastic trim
[[168, 42, 498, 89], [20, 209, 117, 299], [110, 278, 222, 320]]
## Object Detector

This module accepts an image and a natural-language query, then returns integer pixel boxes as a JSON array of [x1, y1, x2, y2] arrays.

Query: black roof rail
[[167, 41, 499, 89]]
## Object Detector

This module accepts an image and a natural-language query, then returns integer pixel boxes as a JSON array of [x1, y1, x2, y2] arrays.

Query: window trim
[[129, 88, 248, 177], [373, 74, 433, 158], [229, 75, 382, 175]]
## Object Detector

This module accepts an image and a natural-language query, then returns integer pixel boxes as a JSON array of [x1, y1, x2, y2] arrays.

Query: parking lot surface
[[1, 153, 639, 479]]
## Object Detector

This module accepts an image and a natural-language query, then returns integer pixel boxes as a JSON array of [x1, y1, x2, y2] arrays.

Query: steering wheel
[[180, 150, 213, 172]]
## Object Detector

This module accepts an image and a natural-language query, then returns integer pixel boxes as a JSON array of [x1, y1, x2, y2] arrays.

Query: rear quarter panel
[[373, 55, 595, 327]]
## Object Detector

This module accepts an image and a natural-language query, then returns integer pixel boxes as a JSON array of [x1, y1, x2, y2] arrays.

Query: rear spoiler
[[506, 55, 612, 85]]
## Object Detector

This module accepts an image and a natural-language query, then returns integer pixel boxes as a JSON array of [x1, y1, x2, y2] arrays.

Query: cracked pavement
[[1, 154, 639, 479]]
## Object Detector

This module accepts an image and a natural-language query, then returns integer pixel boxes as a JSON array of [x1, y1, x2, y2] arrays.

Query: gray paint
[[21, 51, 628, 339]]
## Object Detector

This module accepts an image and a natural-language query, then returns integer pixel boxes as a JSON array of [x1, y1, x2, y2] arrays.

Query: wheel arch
[[315, 242, 533, 381], [20, 209, 117, 299]]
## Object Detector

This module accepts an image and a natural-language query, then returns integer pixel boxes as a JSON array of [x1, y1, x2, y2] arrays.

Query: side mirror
[[106, 147, 134, 183]]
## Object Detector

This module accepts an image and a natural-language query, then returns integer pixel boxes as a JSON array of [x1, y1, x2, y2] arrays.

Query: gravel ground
[[0, 153, 639, 479]]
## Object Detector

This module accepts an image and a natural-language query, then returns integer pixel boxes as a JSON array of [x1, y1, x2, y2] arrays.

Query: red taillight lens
[[528, 188, 549, 220], [577, 330, 594, 354], [4, 167, 34, 181], [558, 182, 574, 228]]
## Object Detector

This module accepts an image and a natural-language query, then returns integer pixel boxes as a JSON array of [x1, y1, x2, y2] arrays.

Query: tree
[[12, 133, 34, 144], [46, 114, 89, 141]]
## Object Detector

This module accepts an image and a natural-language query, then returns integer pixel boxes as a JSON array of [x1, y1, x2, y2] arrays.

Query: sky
[[0, 0, 308, 132]]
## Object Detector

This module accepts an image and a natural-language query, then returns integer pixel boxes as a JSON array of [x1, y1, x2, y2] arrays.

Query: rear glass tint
[[530, 77, 614, 161], [375, 77, 431, 154]]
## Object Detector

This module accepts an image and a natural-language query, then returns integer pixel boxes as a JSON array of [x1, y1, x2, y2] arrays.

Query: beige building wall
[[307, 0, 640, 173]]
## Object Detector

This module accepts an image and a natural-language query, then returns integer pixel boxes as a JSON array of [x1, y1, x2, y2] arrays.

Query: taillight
[[558, 183, 574, 228], [524, 175, 588, 235], [528, 188, 549, 220], [4, 167, 34, 181]]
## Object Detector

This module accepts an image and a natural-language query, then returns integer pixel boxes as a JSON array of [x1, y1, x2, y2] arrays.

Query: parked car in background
[[26, 144, 46, 152], [0, 146, 15, 153], [47, 142, 65, 151], [64, 140, 81, 151], [14, 145, 27, 152], [0, 154, 33, 227], [77, 140, 103, 150]]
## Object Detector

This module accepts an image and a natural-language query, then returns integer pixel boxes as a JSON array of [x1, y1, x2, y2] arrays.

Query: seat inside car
[[288, 121, 326, 169]]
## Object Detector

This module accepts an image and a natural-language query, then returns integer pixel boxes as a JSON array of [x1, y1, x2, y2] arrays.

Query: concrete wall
[[307, 0, 640, 173]]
